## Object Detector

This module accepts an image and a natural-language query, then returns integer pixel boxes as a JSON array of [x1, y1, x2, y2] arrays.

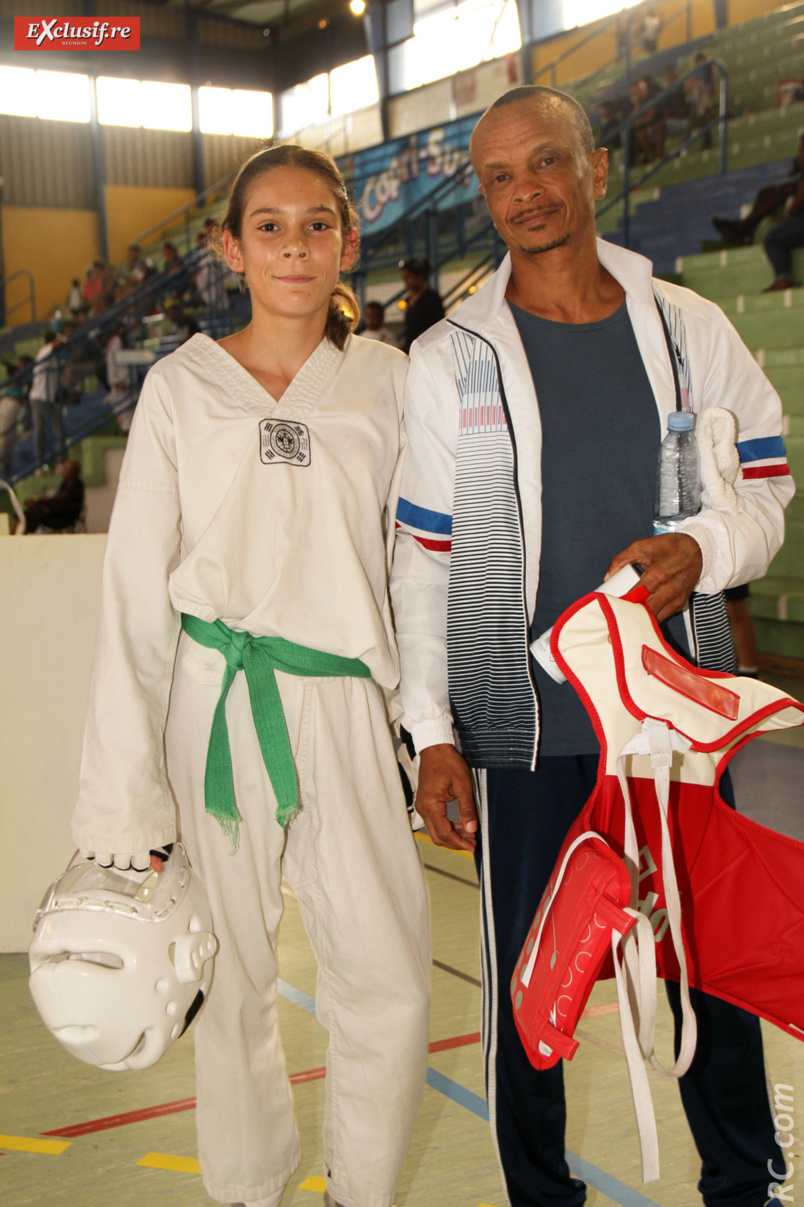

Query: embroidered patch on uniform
[[259, 419, 311, 465]]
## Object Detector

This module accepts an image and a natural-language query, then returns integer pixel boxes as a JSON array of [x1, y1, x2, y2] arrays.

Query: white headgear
[[29, 844, 218, 1071]]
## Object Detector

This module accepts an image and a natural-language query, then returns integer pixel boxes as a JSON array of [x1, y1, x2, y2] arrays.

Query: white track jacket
[[390, 239, 794, 769]]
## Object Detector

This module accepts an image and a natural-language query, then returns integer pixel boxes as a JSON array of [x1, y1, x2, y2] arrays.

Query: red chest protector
[[511, 591, 804, 1180]]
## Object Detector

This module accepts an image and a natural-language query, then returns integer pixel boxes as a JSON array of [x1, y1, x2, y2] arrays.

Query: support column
[[88, 76, 108, 263]]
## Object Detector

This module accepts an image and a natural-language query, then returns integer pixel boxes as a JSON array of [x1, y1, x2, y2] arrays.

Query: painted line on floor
[[424, 860, 479, 888], [429, 1030, 481, 1053], [426, 1067, 489, 1118], [41, 1033, 479, 1139], [422, 1069, 661, 1207], [44, 1097, 198, 1138], [567, 1154, 662, 1207], [299, 1175, 327, 1191], [138, 1151, 201, 1174], [432, 956, 481, 987], [0, 1134, 71, 1155], [44, 1066, 328, 1138], [278, 978, 318, 1016]]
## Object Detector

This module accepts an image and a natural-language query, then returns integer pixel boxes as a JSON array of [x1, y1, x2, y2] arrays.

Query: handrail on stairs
[[0, 269, 36, 325], [530, 0, 694, 92], [597, 57, 730, 246], [131, 171, 238, 254]]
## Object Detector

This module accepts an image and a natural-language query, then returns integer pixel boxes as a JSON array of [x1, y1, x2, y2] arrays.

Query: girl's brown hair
[[217, 144, 360, 350]]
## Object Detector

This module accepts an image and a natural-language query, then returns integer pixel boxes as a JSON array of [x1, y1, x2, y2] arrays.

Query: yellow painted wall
[[1, 206, 99, 324], [105, 184, 197, 265], [729, 0, 784, 24], [529, 0, 717, 92]]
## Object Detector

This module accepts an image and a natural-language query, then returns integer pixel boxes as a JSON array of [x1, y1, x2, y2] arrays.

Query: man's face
[[471, 97, 608, 262]]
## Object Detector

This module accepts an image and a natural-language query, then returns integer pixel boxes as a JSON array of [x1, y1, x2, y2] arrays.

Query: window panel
[[279, 73, 328, 136], [97, 76, 141, 127], [0, 66, 38, 118], [140, 80, 192, 132], [199, 85, 233, 136], [329, 55, 379, 118], [230, 89, 273, 138], [36, 70, 90, 123]]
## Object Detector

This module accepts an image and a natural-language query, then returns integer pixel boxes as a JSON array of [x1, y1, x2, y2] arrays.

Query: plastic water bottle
[[653, 412, 701, 535]]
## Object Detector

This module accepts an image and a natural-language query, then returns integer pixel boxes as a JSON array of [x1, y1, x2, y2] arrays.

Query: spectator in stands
[[67, 278, 85, 320], [636, 5, 661, 54], [685, 53, 717, 149], [594, 100, 624, 150], [116, 244, 155, 300], [60, 319, 103, 404], [712, 132, 804, 246], [0, 355, 32, 480], [105, 322, 130, 408], [398, 258, 444, 353], [193, 229, 230, 313], [661, 63, 693, 139], [162, 241, 181, 275], [14, 458, 84, 534], [360, 300, 393, 343], [29, 331, 62, 466], [82, 259, 116, 316], [629, 75, 665, 164], [762, 175, 804, 290], [164, 297, 200, 344]]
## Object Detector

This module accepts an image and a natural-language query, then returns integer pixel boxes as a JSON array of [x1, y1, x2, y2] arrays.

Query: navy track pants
[[477, 756, 783, 1207]]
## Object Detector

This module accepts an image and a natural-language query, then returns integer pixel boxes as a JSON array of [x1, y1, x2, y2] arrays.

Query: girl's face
[[223, 166, 357, 327]]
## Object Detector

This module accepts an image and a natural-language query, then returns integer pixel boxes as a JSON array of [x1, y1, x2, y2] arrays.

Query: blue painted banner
[[338, 115, 479, 234]]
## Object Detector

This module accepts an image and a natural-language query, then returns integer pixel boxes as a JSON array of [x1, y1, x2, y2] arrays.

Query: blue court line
[[278, 979, 317, 1017], [426, 1067, 489, 1119], [279, 977, 662, 1207]]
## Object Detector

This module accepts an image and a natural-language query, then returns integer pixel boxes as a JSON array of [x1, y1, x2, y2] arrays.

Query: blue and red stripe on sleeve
[[396, 497, 452, 552], [737, 435, 791, 480]]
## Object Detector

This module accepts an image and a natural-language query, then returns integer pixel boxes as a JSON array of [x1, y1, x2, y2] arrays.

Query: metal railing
[[0, 244, 238, 482], [597, 58, 729, 247], [131, 172, 237, 254], [0, 269, 36, 326], [530, 0, 694, 92]]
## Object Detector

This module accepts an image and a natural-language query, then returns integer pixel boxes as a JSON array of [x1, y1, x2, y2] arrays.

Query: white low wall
[[0, 533, 106, 951]]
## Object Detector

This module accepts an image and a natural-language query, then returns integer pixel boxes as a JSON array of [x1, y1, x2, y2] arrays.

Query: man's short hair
[[479, 85, 595, 155]]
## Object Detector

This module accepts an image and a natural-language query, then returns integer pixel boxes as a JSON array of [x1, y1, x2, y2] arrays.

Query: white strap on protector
[[616, 717, 697, 1079], [611, 718, 697, 1182], [613, 910, 661, 1182]]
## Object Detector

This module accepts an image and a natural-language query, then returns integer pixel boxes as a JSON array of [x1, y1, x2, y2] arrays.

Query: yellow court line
[[0, 1134, 71, 1155], [414, 831, 474, 859], [138, 1151, 201, 1174], [299, 1175, 327, 1191]]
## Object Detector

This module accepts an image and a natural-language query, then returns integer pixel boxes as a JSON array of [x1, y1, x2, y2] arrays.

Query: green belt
[[181, 614, 371, 845]]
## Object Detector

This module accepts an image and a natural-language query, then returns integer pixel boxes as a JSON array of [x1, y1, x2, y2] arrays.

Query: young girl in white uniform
[[71, 146, 431, 1207]]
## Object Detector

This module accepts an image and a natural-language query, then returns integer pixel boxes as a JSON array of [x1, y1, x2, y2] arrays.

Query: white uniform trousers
[[166, 633, 431, 1207]]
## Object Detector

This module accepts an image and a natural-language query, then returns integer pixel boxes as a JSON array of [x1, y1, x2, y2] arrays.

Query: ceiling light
[[350, 0, 366, 15]]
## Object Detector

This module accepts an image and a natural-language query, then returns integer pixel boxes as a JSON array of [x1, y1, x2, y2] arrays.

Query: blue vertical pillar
[[189, 11, 205, 200], [89, 75, 108, 263]]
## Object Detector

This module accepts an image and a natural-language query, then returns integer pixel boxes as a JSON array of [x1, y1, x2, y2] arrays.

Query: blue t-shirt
[[510, 298, 687, 756]]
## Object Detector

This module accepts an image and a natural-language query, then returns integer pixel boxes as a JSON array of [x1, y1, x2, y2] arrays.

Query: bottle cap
[[667, 412, 694, 431]]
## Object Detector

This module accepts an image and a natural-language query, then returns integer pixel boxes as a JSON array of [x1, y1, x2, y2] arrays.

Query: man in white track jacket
[[391, 86, 794, 1207]]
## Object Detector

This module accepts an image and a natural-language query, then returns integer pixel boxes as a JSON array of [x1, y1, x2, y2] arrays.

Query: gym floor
[[2, 669, 803, 1207]]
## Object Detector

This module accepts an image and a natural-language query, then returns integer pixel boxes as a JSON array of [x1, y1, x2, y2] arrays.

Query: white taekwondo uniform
[[72, 332, 430, 1207]]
